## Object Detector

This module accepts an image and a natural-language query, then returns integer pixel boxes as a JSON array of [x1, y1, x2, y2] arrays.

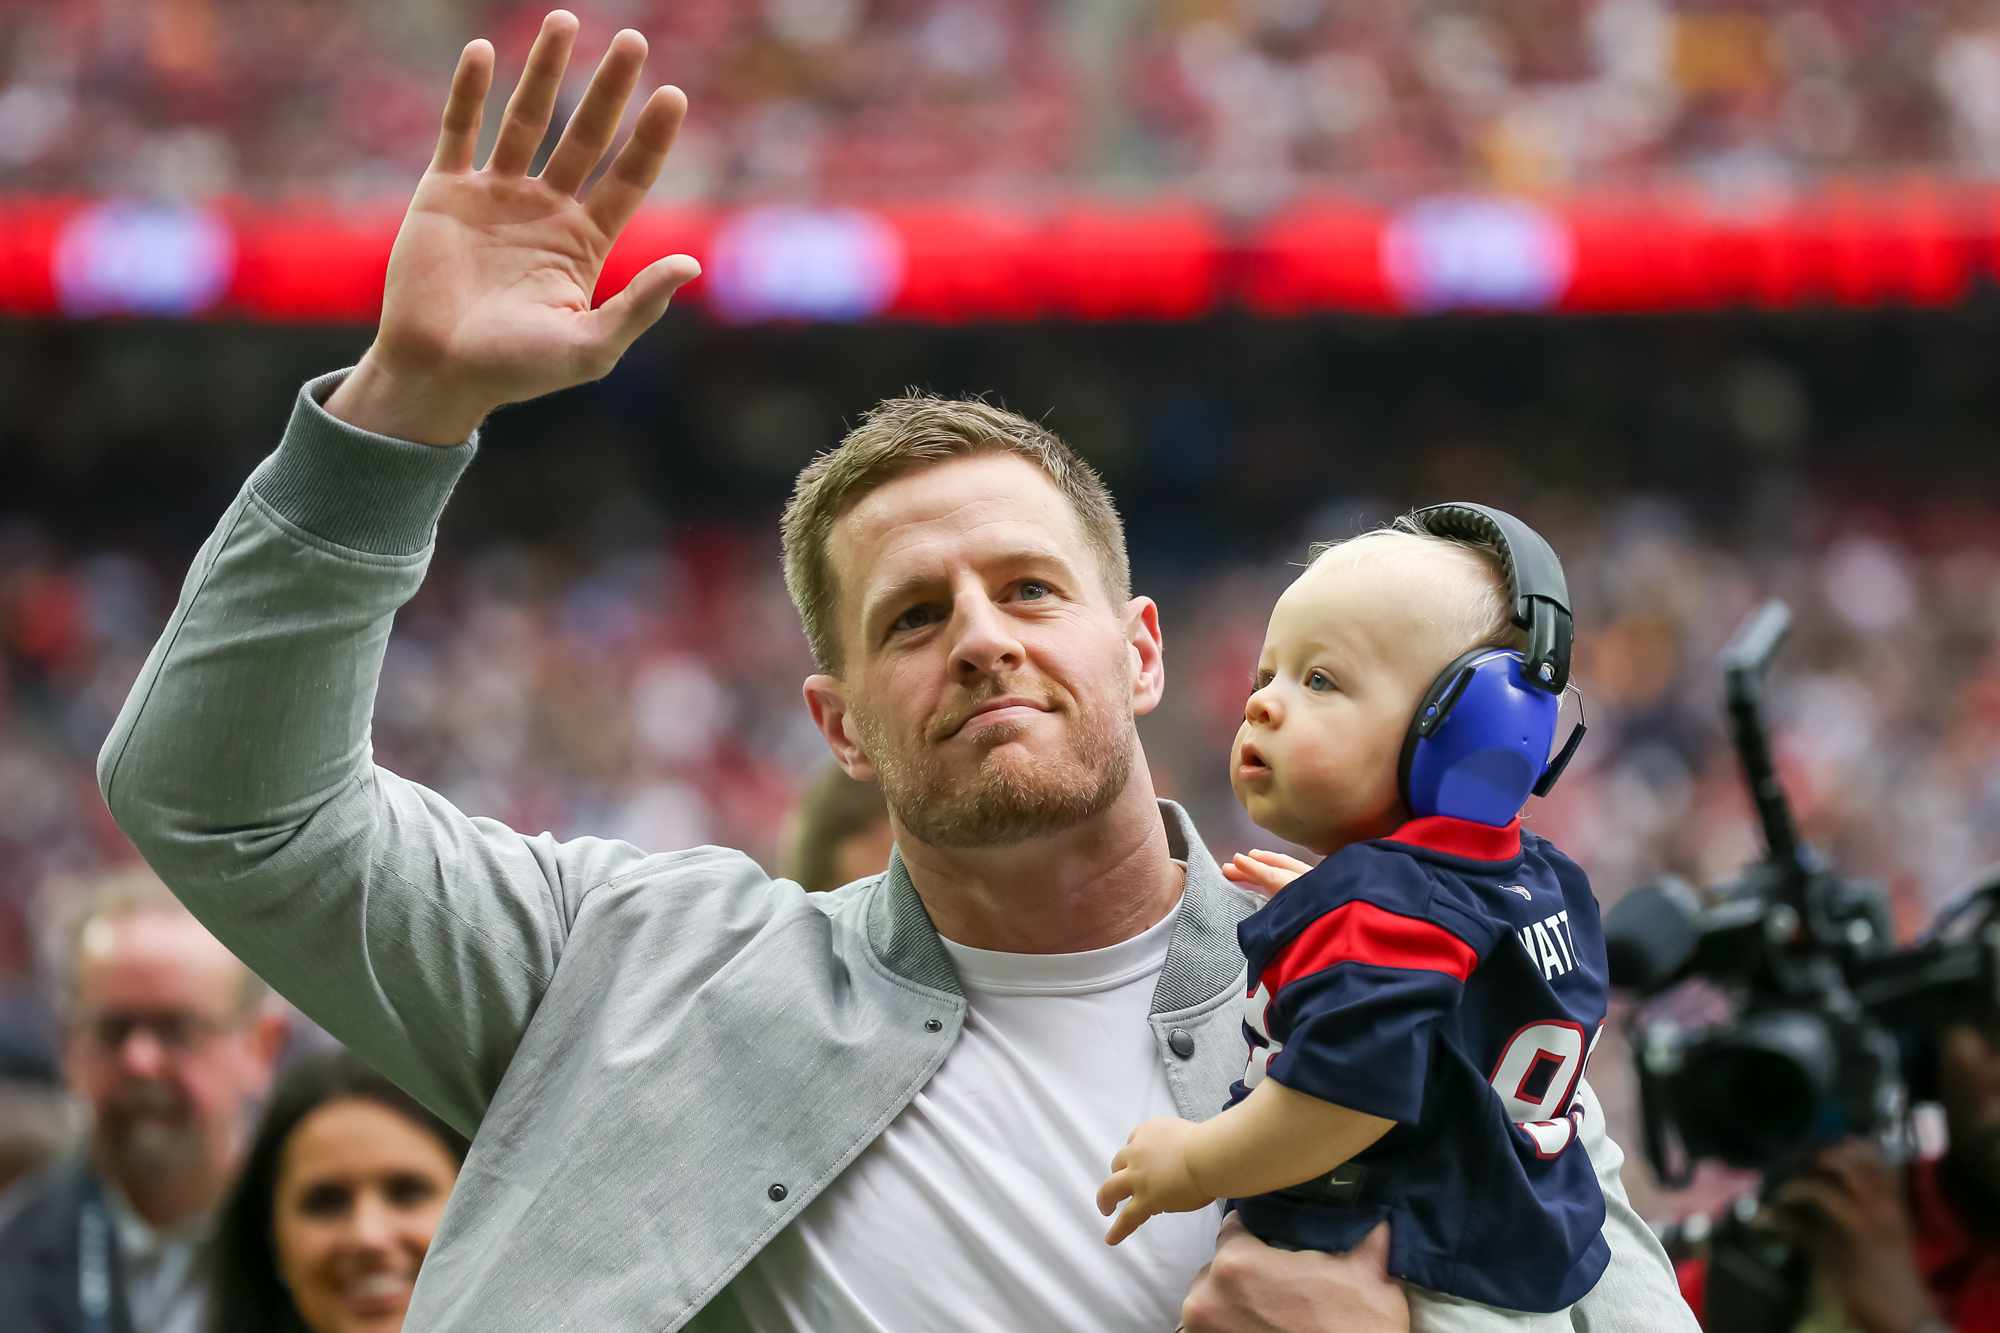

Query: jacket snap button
[[923, 1018, 943, 1033], [767, 1183, 788, 1202], [1168, 1029, 1195, 1059]]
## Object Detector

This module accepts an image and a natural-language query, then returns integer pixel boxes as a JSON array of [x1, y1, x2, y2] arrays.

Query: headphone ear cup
[[1403, 650, 1561, 827], [1400, 648, 1489, 812]]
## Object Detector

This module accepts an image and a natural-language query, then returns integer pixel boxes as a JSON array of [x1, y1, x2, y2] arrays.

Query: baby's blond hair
[[1307, 515, 1528, 673]]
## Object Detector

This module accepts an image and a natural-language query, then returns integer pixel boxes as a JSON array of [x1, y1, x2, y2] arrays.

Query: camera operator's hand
[[1771, 1140, 1943, 1333], [326, 10, 700, 445]]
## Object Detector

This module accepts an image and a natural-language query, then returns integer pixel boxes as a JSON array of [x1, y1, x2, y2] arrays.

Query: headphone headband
[[1408, 502, 1573, 694]]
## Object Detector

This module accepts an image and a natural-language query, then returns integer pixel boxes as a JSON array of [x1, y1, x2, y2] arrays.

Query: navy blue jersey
[[1227, 815, 1610, 1313]]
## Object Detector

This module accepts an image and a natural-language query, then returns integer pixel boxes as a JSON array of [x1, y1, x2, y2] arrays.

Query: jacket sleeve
[[96, 370, 687, 1138]]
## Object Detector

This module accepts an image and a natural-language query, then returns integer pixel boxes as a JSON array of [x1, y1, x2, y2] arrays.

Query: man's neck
[[894, 767, 1183, 954]]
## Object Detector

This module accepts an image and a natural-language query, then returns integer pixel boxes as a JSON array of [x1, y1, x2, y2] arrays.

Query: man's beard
[[95, 1080, 204, 1184], [855, 684, 1135, 850]]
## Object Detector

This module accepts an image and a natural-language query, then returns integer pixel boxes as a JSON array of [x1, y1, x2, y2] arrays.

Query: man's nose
[[115, 1029, 169, 1079], [949, 594, 1024, 679]]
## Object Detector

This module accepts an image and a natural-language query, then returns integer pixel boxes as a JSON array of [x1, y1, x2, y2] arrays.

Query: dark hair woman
[[205, 1047, 468, 1333]]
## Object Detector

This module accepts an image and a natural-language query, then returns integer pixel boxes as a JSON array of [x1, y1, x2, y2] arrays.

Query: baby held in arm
[[1096, 506, 1612, 1325]]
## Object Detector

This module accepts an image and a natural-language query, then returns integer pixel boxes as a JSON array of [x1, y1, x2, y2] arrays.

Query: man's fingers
[[1096, 1169, 1132, 1217], [1353, 1219, 1392, 1270], [487, 10, 580, 176], [1772, 1178, 1863, 1244], [1818, 1140, 1893, 1198], [541, 28, 648, 196], [583, 252, 700, 366], [431, 40, 494, 173], [584, 85, 687, 237]]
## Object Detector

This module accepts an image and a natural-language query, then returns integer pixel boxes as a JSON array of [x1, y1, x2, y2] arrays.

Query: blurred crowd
[[8, 0, 2000, 203]]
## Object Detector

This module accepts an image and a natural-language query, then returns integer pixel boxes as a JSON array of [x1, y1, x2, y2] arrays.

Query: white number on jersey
[[1488, 1021, 1604, 1158]]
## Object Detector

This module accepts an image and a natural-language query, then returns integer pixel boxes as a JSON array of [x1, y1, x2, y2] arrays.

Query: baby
[[1097, 504, 1608, 1329]]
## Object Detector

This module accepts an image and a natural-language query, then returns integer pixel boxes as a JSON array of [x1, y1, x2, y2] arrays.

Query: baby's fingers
[[1105, 1199, 1152, 1246], [1225, 851, 1305, 896], [1096, 1169, 1133, 1217]]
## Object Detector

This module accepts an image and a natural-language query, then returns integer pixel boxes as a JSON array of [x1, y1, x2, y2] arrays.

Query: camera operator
[[1607, 601, 2000, 1333], [1676, 1014, 2000, 1333]]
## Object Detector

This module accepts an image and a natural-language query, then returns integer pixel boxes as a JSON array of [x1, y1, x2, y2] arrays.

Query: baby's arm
[[1095, 1081, 1393, 1244]]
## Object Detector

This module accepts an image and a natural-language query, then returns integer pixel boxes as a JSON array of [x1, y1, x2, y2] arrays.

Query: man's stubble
[[854, 683, 1136, 850]]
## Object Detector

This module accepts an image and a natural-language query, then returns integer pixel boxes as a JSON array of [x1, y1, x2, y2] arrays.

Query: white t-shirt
[[726, 895, 1224, 1331]]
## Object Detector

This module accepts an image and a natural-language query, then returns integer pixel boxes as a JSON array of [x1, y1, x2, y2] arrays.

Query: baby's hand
[[1220, 849, 1314, 898], [1096, 1117, 1213, 1245]]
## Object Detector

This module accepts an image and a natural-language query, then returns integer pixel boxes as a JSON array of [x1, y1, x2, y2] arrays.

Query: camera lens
[[1671, 1011, 1841, 1169]]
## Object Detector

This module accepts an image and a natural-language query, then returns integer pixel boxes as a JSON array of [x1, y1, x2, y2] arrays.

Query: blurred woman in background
[[204, 1047, 467, 1333]]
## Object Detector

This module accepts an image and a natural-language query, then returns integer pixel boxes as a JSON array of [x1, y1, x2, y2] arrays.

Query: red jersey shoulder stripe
[[1379, 815, 1521, 861], [1262, 899, 1478, 994]]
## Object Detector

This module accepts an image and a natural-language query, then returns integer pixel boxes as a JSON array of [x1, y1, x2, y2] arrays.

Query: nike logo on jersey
[[1515, 909, 1582, 980], [1500, 884, 1533, 900]]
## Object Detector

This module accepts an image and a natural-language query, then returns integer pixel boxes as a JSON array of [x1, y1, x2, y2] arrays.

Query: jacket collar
[[865, 799, 1255, 1015]]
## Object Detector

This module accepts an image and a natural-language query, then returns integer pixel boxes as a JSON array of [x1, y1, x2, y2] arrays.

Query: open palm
[[335, 11, 698, 443]]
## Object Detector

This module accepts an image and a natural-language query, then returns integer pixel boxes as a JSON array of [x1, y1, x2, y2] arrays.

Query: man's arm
[[97, 12, 707, 1137]]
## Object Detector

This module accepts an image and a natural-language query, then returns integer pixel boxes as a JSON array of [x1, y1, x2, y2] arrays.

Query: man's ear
[[803, 675, 878, 781], [1125, 596, 1165, 718]]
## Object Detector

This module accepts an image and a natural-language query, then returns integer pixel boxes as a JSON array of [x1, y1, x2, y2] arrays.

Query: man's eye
[[1016, 581, 1051, 601], [891, 605, 937, 632], [1307, 670, 1336, 693]]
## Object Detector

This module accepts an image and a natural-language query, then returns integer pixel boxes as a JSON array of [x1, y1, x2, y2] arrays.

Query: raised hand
[[327, 11, 699, 445]]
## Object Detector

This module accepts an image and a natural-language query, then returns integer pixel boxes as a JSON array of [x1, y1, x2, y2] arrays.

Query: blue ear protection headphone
[[1395, 502, 1587, 827]]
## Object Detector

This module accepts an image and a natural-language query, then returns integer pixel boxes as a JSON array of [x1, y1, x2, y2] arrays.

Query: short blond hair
[[42, 862, 267, 1019], [780, 393, 1131, 672]]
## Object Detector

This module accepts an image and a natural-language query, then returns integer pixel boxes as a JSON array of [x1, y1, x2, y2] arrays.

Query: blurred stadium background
[[5, 0, 2000, 1223]]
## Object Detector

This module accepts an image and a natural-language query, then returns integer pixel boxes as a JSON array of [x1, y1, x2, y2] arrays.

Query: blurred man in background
[[777, 764, 893, 892], [0, 864, 286, 1333]]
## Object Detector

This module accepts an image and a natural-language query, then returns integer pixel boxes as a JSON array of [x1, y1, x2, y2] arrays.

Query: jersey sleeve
[[1255, 850, 1500, 1124]]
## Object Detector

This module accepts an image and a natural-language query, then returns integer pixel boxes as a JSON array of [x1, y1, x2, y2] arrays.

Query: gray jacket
[[98, 371, 1694, 1331]]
